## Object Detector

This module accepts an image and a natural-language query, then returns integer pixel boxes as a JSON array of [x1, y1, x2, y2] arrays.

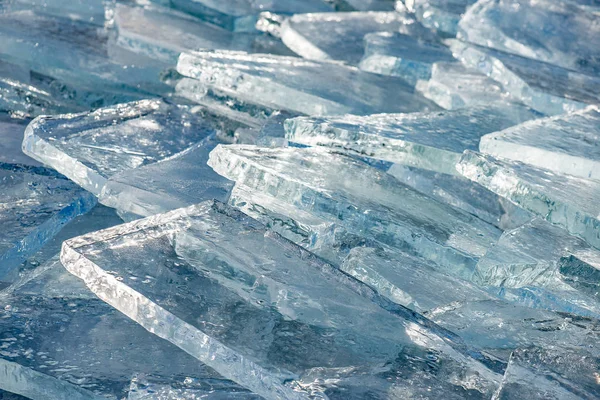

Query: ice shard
[[402, 0, 477, 37], [22, 99, 217, 196], [209, 145, 501, 277], [176, 50, 440, 116], [284, 104, 540, 175], [170, 0, 333, 32], [458, 0, 600, 76], [0, 164, 96, 279], [458, 151, 600, 250], [280, 12, 435, 65], [358, 32, 455, 84], [449, 40, 599, 116], [415, 62, 510, 109], [61, 200, 502, 399], [480, 106, 600, 181]]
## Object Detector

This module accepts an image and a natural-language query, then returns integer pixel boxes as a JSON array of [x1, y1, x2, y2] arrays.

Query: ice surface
[[0, 120, 39, 166], [402, 0, 477, 37], [209, 145, 501, 277], [62, 200, 501, 399], [2, 0, 106, 25], [415, 62, 510, 109], [176, 50, 440, 116], [480, 106, 600, 181], [344, 0, 397, 11], [280, 11, 435, 65], [458, 151, 600, 250], [23, 99, 217, 196], [0, 164, 96, 279], [449, 40, 600, 116], [285, 104, 540, 175], [358, 32, 455, 84], [458, 0, 600, 76]]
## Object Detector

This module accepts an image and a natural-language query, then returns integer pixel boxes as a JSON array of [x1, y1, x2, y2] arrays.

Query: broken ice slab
[[0, 164, 96, 279], [0, 10, 169, 101], [280, 11, 435, 65], [458, 0, 600, 76], [176, 50, 440, 116], [0, 258, 255, 400], [480, 106, 600, 181], [494, 348, 600, 399], [62, 200, 501, 399], [415, 62, 510, 110], [170, 0, 333, 31], [209, 145, 502, 277], [401, 0, 477, 37], [458, 151, 600, 251], [22, 99, 217, 196], [99, 136, 234, 218], [358, 32, 455, 84], [284, 104, 540, 175], [449, 40, 599, 116], [387, 164, 531, 230], [0, 120, 39, 166]]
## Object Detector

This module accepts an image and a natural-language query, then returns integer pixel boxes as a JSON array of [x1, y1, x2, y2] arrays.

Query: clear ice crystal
[[209, 145, 501, 277], [61, 200, 502, 399], [458, 0, 600, 76], [22, 99, 217, 196], [358, 32, 455, 84], [480, 106, 600, 181], [284, 104, 540, 175], [458, 151, 600, 251], [176, 50, 440, 116]]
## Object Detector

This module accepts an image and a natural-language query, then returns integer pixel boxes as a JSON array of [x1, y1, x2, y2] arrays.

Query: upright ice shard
[[61, 200, 501, 399], [285, 104, 540, 175], [458, 151, 600, 250], [209, 145, 501, 277], [176, 50, 440, 116], [358, 32, 455, 84], [280, 12, 434, 65], [480, 106, 600, 181], [22, 99, 217, 196], [0, 164, 96, 278], [449, 40, 599, 116], [458, 0, 600, 76], [170, 0, 333, 31]]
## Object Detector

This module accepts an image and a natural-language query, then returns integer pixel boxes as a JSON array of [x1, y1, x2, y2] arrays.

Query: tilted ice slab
[[23, 99, 216, 196], [415, 62, 510, 110], [0, 164, 96, 279], [449, 40, 599, 116], [99, 136, 234, 218], [458, 0, 600, 76], [0, 257, 254, 400], [358, 32, 455, 85], [61, 200, 501, 399], [480, 106, 600, 181], [176, 50, 440, 116], [170, 0, 332, 31], [280, 11, 435, 65], [209, 145, 501, 278], [458, 151, 600, 250], [402, 0, 477, 37], [284, 104, 540, 175]]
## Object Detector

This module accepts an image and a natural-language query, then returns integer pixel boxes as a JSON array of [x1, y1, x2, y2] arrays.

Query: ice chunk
[[99, 136, 234, 218], [480, 106, 600, 181], [449, 40, 599, 116], [458, 0, 600, 76], [402, 0, 477, 37], [209, 145, 501, 277], [0, 164, 96, 279], [22, 99, 216, 196], [0, 120, 39, 166], [61, 200, 501, 399], [170, 0, 332, 31], [359, 32, 455, 84], [458, 151, 600, 250], [284, 104, 540, 175], [280, 12, 434, 65], [176, 50, 440, 116], [415, 62, 510, 109]]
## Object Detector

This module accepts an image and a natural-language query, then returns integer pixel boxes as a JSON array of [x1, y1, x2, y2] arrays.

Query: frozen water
[[402, 0, 477, 37], [0, 120, 39, 166]]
